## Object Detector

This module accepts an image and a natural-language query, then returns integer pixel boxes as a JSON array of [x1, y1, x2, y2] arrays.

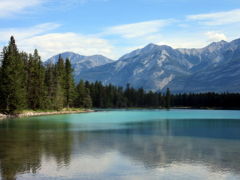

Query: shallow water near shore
[[1, 109, 240, 180]]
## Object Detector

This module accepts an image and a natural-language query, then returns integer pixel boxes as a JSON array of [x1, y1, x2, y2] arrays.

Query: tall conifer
[[26, 50, 45, 109], [75, 80, 92, 108], [65, 58, 75, 108], [0, 36, 26, 114], [165, 88, 171, 109]]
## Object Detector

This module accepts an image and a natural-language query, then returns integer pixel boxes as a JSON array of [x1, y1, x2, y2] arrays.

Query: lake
[[1, 109, 240, 180]]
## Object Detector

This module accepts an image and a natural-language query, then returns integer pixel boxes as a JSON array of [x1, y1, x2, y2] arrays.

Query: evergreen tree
[[83, 88, 92, 108], [64, 58, 75, 108], [0, 36, 26, 114], [26, 50, 45, 110], [75, 80, 92, 108], [44, 63, 64, 110], [93, 81, 104, 107], [51, 56, 66, 110], [53, 64, 64, 110], [20, 52, 29, 90], [124, 83, 132, 106], [165, 88, 171, 109], [44, 63, 55, 109], [53, 81, 64, 110], [56, 55, 66, 88]]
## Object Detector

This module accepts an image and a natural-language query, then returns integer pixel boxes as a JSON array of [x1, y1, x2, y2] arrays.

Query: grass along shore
[[0, 108, 94, 120]]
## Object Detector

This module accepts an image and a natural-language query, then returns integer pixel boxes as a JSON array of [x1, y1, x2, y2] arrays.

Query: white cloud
[[0, 23, 116, 60], [19, 33, 116, 60], [187, 9, 240, 25], [0, 23, 61, 41], [0, 0, 45, 17], [205, 31, 227, 42], [103, 19, 173, 38]]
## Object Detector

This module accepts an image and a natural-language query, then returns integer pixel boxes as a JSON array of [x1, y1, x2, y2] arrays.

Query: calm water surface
[[1, 109, 240, 180]]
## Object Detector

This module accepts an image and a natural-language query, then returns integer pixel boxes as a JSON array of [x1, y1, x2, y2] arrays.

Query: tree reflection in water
[[0, 118, 72, 180]]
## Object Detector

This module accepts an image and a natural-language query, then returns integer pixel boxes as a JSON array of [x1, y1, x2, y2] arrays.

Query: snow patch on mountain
[[156, 74, 174, 90]]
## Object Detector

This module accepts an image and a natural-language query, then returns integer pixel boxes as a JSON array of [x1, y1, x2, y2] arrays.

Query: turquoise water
[[1, 109, 240, 179]]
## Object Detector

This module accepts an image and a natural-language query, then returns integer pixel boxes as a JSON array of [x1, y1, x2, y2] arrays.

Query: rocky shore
[[0, 109, 94, 120], [0, 114, 7, 119]]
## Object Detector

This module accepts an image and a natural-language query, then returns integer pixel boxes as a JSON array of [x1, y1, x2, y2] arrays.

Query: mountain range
[[45, 38, 240, 93]]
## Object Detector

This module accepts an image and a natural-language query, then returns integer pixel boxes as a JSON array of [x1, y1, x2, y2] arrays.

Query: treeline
[[172, 93, 240, 109], [85, 82, 240, 109], [1, 37, 240, 114], [85, 83, 171, 108]]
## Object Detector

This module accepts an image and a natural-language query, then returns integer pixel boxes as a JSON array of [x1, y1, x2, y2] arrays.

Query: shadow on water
[[1, 115, 240, 179]]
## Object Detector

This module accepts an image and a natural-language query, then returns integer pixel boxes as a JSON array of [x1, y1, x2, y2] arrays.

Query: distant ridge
[[45, 52, 113, 77]]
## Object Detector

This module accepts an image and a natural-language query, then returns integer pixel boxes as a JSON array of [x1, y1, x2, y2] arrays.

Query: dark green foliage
[[56, 55, 66, 89], [75, 80, 92, 108], [53, 81, 64, 110], [44, 63, 56, 109], [0, 37, 79, 113], [0, 37, 26, 114], [45, 63, 64, 110], [52, 56, 66, 110], [26, 50, 45, 110], [85, 82, 240, 109], [65, 58, 76, 108], [171, 92, 240, 109], [165, 88, 171, 109]]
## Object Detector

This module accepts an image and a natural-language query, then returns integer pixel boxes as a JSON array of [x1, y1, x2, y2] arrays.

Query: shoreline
[[0, 109, 94, 120], [124, 106, 240, 110], [1, 107, 240, 120]]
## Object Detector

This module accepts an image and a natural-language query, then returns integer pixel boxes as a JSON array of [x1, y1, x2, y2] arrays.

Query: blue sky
[[1, 0, 240, 60]]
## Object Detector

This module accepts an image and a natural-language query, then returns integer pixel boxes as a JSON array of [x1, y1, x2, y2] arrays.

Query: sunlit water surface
[[1, 109, 240, 180]]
